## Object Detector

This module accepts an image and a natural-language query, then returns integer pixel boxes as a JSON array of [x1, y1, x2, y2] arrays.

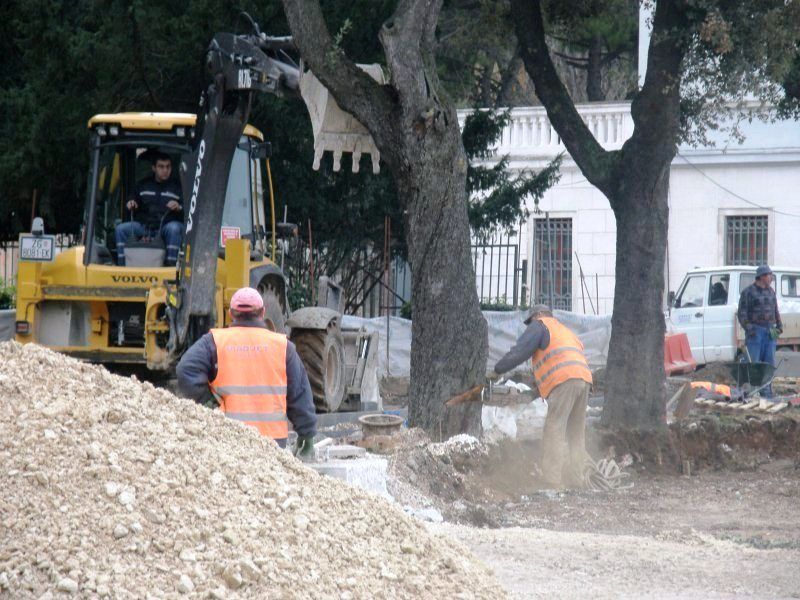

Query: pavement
[[775, 350, 800, 377]]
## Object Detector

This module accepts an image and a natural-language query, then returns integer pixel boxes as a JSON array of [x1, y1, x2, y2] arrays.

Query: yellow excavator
[[14, 18, 381, 412]]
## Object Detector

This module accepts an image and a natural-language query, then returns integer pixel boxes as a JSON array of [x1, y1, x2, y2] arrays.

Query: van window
[[781, 274, 800, 298], [675, 275, 705, 308], [739, 273, 755, 292], [740, 272, 775, 294], [708, 274, 729, 306]]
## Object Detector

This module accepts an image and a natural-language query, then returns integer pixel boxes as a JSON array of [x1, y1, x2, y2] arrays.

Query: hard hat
[[230, 287, 264, 310], [524, 304, 552, 325], [755, 264, 773, 278]]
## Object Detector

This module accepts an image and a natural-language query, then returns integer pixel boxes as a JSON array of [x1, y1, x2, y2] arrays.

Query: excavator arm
[[173, 29, 302, 351], [171, 18, 383, 354]]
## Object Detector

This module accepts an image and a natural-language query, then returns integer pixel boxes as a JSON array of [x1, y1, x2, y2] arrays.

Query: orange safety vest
[[531, 317, 593, 398], [690, 381, 732, 398], [209, 327, 289, 440]]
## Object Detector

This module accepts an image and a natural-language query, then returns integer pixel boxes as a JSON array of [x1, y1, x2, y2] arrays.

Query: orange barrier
[[664, 333, 697, 376]]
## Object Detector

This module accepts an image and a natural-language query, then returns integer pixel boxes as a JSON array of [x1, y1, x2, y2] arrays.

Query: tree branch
[[627, 0, 687, 156], [281, 0, 396, 146], [378, 0, 444, 114], [511, 0, 616, 196]]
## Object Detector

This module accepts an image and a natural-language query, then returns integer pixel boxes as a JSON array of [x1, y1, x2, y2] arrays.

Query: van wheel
[[292, 325, 346, 412]]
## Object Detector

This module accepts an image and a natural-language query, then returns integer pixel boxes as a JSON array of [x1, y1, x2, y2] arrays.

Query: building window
[[725, 216, 768, 266], [533, 218, 572, 311]]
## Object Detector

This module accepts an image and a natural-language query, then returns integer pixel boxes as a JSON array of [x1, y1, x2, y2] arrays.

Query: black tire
[[292, 326, 346, 412], [258, 283, 286, 333]]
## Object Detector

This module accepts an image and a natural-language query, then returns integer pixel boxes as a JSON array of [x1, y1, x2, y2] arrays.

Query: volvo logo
[[111, 275, 158, 284], [186, 140, 206, 234]]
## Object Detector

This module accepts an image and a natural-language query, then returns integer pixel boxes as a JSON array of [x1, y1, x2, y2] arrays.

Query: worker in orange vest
[[492, 304, 593, 489], [177, 287, 317, 457]]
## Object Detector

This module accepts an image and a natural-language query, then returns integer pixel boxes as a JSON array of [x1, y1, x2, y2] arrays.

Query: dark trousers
[[115, 220, 184, 266], [745, 325, 777, 398]]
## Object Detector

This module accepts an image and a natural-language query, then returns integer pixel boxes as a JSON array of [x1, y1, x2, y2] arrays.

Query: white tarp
[[342, 310, 612, 378]]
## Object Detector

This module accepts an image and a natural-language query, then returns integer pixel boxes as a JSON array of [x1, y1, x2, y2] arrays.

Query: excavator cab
[[83, 113, 271, 267]]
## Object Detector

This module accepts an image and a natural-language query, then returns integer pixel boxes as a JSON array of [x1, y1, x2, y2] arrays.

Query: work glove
[[293, 434, 315, 460], [769, 326, 781, 341]]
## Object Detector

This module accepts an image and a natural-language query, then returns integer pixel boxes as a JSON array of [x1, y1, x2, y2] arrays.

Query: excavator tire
[[292, 326, 346, 412], [258, 284, 286, 333]]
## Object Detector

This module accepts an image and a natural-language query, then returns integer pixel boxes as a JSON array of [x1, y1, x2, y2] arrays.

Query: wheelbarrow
[[726, 359, 781, 399]]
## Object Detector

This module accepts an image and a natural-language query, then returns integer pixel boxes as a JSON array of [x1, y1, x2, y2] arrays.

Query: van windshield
[[781, 274, 800, 297]]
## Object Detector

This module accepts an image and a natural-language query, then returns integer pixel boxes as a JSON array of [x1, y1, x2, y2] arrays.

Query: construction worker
[[491, 304, 593, 489], [176, 287, 317, 456], [115, 152, 184, 267], [737, 264, 782, 398]]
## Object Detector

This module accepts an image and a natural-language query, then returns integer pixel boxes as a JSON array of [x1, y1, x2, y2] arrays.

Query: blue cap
[[756, 264, 772, 278]]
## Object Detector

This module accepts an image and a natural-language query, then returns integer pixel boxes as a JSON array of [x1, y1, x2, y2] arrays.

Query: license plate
[[19, 235, 56, 262]]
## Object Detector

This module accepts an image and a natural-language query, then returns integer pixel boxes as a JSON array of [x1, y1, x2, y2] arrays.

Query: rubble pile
[[0, 342, 502, 598]]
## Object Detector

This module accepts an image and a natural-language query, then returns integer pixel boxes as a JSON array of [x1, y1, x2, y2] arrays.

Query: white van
[[667, 266, 800, 365]]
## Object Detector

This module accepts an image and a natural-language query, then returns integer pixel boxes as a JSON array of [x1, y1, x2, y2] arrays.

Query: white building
[[463, 104, 800, 315]]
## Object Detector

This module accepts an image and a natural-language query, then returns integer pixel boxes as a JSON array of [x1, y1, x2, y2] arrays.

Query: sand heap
[[0, 342, 503, 599]]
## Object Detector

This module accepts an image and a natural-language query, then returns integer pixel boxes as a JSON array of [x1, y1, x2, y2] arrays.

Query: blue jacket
[[132, 176, 184, 230], [176, 319, 317, 439], [495, 319, 550, 374]]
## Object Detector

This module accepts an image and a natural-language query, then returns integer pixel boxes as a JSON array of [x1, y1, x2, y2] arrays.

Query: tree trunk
[[601, 164, 670, 428], [512, 0, 686, 430], [281, 0, 488, 438], [586, 35, 604, 101], [396, 126, 488, 439]]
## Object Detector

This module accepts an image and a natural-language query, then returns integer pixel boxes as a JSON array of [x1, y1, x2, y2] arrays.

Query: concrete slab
[[324, 444, 366, 460], [308, 457, 391, 499]]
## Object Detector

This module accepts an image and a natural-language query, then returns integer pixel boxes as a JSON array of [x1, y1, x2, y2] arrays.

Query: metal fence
[[471, 231, 526, 307], [0, 235, 79, 285]]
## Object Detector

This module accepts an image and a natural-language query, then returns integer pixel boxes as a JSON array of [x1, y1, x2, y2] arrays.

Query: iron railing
[[471, 232, 525, 307]]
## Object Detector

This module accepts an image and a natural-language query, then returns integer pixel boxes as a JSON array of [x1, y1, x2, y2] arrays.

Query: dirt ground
[[386, 412, 800, 598]]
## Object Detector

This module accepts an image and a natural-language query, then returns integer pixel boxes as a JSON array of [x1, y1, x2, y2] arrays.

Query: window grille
[[533, 218, 572, 311], [725, 216, 768, 266]]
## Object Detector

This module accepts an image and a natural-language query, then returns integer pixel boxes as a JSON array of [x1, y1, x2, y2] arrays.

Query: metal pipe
[[384, 215, 391, 377], [83, 136, 102, 267], [266, 158, 277, 261], [546, 212, 555, 309]]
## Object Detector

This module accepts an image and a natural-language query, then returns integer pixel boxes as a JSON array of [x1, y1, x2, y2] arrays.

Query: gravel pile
[[0, 342, 503, 599]]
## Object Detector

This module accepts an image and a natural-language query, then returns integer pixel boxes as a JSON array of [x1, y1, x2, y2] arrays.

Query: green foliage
[[541, 0, 639, 101], [399, 301, 412, 320], [0, 280, 15, 309], [462, 108, 562, 240], [675, 1, 800, 145], [287, 282, 312, 312], [543, 0, 638, 56], [479, 297, 516, 311]]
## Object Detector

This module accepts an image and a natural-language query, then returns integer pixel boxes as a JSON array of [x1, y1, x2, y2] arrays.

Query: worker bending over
[[492, 304, 593, 489], [177, 287, 317, 456]]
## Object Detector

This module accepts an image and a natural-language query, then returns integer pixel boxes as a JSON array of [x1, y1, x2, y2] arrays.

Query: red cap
[[230, 287, 264, 311]]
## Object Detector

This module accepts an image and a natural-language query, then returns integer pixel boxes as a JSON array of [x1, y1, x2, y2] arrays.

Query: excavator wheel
[[258, 283, 286, 333], [292, 325, 346, 412]]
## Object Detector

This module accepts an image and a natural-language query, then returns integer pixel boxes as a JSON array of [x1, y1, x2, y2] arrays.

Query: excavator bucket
[[299, 64, 384, 174]]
